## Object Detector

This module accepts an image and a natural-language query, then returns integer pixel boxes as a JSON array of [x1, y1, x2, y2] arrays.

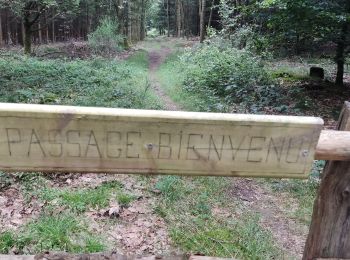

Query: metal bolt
[[302, 150, 309, 157], [146, 143, 154, 150]]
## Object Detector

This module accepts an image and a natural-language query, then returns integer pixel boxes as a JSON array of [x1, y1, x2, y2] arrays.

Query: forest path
[[148, 47, 181, 111], [137, 37, 308, 259], [137, 37, 185, 111]]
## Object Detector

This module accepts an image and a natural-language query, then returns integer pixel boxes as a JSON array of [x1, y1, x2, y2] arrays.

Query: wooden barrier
[[1, 102, 350, 259], [303, 102, 350, 260], [0, 103, 323, 178]]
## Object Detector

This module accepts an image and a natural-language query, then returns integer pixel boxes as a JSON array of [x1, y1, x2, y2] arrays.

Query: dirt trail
[[148, 46, 181, 111], [143, 40, 307, 259], [231, 179, 308, 259]]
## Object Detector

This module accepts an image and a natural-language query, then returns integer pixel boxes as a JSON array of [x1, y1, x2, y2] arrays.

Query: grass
[[0, 51, 163, 110], [28, 178, 124, 213], [117, 192, 136, 207], [265, 161, 324, 224], [153, 176, 283, 259], [156, 52, 226, 112], [0, 214, 106, 254], [0, 173, 127, 254]]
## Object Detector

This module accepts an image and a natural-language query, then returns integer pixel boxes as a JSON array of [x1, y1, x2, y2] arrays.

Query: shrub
[[88, 17, 123, 56], [229, 26, 271, 56], [180, 43, 277, 112], [0, 52, 162, 110]]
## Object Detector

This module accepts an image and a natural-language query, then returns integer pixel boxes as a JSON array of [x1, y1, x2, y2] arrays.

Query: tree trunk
[[52, 9, 55, 43], [208, 0, 215, 28], [38, 7, 42, 44], [176, 0, 182, 37], [6, 10, 12, 45], [45, 11, 49, 43], [335, 23, 348, 87], [140, 0, 146, 40], [24, 22, 32, 54], [21, 22, 25, 46], [0, 11, 3, 46], [303, 101, 350, 259], [199, 0, 206, 43], [167, 0, 170, 37]]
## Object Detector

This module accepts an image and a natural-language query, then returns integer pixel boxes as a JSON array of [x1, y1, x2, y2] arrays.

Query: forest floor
[[1, 37, 348, 259]]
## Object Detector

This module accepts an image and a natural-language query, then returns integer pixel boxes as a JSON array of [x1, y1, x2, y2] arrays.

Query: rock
[[310, 67, 324, 79], [108, 204, 121, 218]]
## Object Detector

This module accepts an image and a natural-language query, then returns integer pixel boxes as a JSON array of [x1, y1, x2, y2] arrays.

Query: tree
[[0, 0, 80, 54], [199, 0, 206, 42], [219, 0, 350, 87]]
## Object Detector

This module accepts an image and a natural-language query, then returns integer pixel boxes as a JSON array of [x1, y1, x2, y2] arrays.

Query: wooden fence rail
[[0, 102, 350, 259]]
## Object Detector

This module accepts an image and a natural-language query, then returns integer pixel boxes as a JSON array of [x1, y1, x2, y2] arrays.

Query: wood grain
[[315, 130, 350, 160], [303, 101, 350, 259], [0, 103, 323, 178]]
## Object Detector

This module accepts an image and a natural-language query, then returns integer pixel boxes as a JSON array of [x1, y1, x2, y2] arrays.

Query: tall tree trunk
[[24, 22, 32, 54], [45, 11, 49, 43], [0, 11, 3, 46], [15, 19, 19, 45], [167, 0, 170, 37], [52, 9, 56, 43], [335, 23, 348, 87], [176, 0, 181, 37], [208, 0, 215, 28], [199, 0, 206, 43], [124, 0, 130, 48], [37, 7, 42, 44], [6, 10, 12, 45], [21, 22, 25, 46], [140, 0, 146, 40]]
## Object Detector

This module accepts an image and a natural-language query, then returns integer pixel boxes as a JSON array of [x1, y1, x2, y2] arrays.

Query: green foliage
[[0, 0, 80, 17], [40, 181, 124, 213], [155, 176, 184, 202], [117, 193, 136, 207], [0, 231, 17, 254], [219, 0, 350, 60], [268, 160, 324, 224], [88, 17, 123, 55], [170, 214, 282, 259], [0, 52, 162, 110], [154, 175, 282, 259], [0, 214, 105, 254], [53, 188, 111, 212], [180, 43, 281, 112]]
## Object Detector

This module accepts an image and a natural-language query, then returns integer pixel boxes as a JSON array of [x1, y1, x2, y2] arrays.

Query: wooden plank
[[0, 256, 34, 260], [189, 257, 233, 260], [0, 254, 233, 260], [0, 103, 323, 178], [315, 130, 350, 161], [303, 101, 350, 259]]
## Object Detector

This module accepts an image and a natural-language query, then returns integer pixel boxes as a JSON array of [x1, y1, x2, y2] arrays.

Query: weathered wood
[[315, 130, 350, 161], [189, 257, 233, 260], [0, 254, 233, 260], [0, 103, 322, 178], [303, 101, 350, 260]]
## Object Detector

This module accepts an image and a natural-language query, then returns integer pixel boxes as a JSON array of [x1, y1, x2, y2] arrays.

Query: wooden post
[[303, 101, 350, 259]]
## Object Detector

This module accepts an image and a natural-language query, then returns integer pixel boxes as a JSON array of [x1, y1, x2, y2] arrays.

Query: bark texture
[[303, 101, 350, 259]]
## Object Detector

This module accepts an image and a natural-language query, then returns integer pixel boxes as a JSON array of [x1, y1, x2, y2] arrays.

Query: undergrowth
[[0, 214, 105, 254], [265, 160, 324, 224], [0, 51, 162, 110], [0, 173, 132, 254], [157, 52, 228, 112], [154, 176, 283, 259]]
